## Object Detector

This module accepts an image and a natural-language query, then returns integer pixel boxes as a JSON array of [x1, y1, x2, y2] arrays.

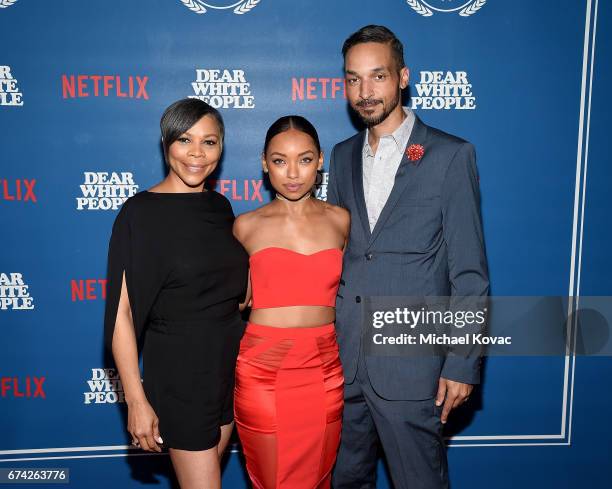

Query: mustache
[[356, 99, 382, 107]]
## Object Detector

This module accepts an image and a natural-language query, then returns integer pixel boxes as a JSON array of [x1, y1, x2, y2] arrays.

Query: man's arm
[[437, 142, 490, 422]]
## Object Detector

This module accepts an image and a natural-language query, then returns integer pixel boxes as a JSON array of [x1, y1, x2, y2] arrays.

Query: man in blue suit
[[328, 25, 489, 489]]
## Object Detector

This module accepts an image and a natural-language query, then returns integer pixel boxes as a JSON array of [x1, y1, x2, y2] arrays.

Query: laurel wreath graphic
[[179, 0, 260, 15], [406, 0, 486, 17], [234, 0, 259, 15], [459, 0, 486, 17], [406, 0, 433, 17], [180, 0, 207, 14], [0, 0, 18, 9]]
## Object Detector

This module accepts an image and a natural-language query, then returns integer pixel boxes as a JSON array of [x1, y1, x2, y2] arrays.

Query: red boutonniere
[[406, 144, 425, 163]]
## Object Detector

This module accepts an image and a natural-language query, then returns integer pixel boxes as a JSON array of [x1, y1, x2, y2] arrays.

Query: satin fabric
[[249, 247, 343, 309], [234, 322, 344, 489]]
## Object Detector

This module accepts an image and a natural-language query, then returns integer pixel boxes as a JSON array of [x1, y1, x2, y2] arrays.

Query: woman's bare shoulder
[[233, 203, 275, 241], [322, 201, 350, 231]]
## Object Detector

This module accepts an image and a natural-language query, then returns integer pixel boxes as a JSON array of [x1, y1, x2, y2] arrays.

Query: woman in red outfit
[[233, 115, 350, 489]]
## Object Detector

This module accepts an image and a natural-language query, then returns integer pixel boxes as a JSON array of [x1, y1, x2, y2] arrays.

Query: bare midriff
[[249, 305, 335, 328]]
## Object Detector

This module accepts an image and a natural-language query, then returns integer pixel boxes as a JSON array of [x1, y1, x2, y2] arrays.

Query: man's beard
[[353, 90, 401, 128]]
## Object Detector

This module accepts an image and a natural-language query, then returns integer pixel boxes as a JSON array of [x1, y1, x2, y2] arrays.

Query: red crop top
[[249, 247, 343, 309]]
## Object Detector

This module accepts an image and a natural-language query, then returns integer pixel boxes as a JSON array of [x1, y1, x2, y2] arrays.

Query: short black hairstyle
[[160, 98, 225, 157], [263, 115, 321, 155], [342, 25, 406, 71]]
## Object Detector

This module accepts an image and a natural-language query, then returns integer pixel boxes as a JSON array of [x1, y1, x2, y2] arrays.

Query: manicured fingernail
[[156, 436, 163, 443], [435, 400, 442, 406]]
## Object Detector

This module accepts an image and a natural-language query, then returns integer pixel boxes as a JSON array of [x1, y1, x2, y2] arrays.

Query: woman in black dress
[[104, 98, 248, 489]]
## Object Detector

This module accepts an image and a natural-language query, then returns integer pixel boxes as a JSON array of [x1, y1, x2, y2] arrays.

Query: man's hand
[[435, 377, 473, 424]]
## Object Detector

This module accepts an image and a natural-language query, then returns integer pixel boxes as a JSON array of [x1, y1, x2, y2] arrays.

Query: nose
[[287, 160, 299, 179], [188, 142, 204, 158], [359, 78, 373, 100]]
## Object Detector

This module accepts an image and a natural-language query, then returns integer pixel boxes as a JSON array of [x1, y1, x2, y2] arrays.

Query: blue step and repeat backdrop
[[1, 1, 611, 488]]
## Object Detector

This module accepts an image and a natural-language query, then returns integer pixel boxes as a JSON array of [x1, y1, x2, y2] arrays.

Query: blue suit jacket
[[327, 116, 489, 400]]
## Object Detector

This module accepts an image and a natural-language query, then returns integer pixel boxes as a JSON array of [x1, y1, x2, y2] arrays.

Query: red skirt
[[234, 322, 344, 489]]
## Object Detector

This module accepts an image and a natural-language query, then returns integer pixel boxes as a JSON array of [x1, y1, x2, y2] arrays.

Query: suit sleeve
[[440, 142, 489, 384], [326, 145, 341, 206], [103, 200, 164, 352]]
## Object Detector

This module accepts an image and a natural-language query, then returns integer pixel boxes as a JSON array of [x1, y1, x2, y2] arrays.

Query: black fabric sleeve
[[103, 198, 164, 352]]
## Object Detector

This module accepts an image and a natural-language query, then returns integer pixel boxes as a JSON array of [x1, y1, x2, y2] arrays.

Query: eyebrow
[[269, 150, 315, 157], [182, 132, 218, 138], [345, 67, 388, 75]]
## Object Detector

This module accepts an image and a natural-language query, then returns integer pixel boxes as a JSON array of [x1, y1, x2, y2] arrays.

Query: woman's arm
[[112, 272, 162, 452], [238, 270, 252, 312], [234, 213, 253, 311]]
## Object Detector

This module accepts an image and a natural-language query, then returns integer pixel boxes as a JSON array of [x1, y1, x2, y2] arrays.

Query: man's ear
[[400, 67, 409, 90]]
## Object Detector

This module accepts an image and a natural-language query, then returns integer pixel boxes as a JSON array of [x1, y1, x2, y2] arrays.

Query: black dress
[[104, 190, 248, 450]]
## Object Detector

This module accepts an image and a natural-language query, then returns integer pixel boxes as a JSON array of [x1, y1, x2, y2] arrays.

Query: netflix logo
[[1, 179, 37, 202], [291, 77, 346, 102], [71, 279, 107, 302], [1, 376, 46, 399], [208, 179, 263, 202], [62, 74, 149, 100]]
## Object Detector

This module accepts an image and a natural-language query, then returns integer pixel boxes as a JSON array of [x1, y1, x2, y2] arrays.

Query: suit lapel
[[368, 116, 429, 246], [351, 131, 371, 238]]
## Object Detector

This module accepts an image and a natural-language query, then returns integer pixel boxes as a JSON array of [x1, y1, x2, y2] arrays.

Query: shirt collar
[[363, 107, 416, 157]]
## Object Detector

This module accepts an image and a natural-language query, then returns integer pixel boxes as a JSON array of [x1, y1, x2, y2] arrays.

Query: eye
[[346, 77, 358, 85], [375, 73, 386, 81], [177, 137, 190, 144], [300, 157, 313, 164], [204, 139, 218, 146], [272, 158, 285, 165]]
